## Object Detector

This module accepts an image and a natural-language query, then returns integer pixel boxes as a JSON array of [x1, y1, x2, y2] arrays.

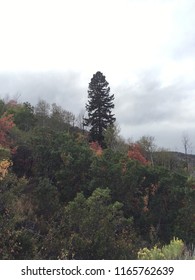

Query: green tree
[[14, 102, 36, 131], [55, 132, 93, 202], [60, 188, 139, 259], [0, 99, 6, 116], [0, 174, 38, 259], [4, 100, 36, 132], [28, 127, 61, 179], [103, 123, 127, 152], [50, 103, 75, 132], [85, 71, 116, 147], [173, 176, 195, 246], [35, 100, 50, 127]]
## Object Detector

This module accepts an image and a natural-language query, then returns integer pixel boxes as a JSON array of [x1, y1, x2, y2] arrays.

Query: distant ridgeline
[[153, 150, 195, 174]]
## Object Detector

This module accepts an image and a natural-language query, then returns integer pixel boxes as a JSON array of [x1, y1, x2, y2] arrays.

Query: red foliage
[[127, 143, 148, 165], [89, 141, 103, 156], [0, 113, 15, 148]]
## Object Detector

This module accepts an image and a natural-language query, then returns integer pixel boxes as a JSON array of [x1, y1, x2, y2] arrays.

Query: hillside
[[0, 98, 194, 260]]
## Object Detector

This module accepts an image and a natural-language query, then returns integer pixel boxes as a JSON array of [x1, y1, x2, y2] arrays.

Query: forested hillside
[[0, 97, 194, 259]]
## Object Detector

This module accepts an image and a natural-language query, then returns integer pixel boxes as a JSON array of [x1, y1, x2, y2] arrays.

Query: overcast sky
[[0, 0, 195, 152]]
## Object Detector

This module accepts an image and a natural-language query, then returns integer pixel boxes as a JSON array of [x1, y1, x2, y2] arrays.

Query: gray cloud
[[0, 71, 86, 115], [115, 75, 191, 126], [113, 70, 195, 152]]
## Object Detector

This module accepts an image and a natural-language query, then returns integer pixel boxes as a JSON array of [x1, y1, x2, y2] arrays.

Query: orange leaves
[[89, 141, 103, 156], [0, 113, 15, 149], [127, 144, 148, 165], [143, 194, 149, 213], [0, 113, 14, 178]]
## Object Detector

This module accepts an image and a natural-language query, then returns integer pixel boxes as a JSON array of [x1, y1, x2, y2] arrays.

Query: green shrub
[[138, 237, 186, 260]]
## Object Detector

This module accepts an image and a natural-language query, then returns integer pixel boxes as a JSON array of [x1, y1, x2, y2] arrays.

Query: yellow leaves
[[137, 246, 165, 260], [0, 159, 12, 180], [138, 237, 185, 260]]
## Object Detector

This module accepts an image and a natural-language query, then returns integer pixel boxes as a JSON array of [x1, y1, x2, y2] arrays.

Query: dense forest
[[0, 73, 195, 259]]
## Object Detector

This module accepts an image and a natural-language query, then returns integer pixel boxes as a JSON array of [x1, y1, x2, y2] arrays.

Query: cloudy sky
[[0, 0, 195, 152]]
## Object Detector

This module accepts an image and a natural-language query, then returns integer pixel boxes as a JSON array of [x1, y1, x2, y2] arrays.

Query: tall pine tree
[[85, 71, 116, 147]]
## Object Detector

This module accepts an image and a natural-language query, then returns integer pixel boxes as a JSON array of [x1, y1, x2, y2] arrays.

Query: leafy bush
[[138, 237, 194, 260]]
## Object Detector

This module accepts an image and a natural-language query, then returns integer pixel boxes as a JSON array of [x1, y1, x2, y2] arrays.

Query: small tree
[[85, 71, 116, 147], [103, 123, 127, 152], [181, 132, 192, 171], [137, 135, 156, 166]]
